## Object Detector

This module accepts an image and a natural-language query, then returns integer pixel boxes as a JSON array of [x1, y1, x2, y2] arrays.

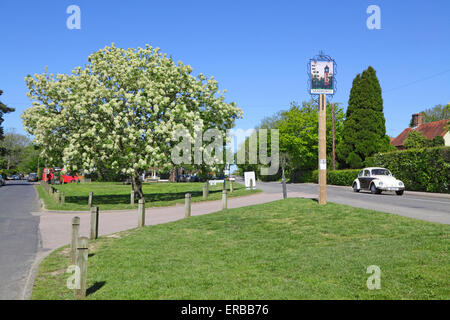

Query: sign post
[[332, 102, 336, 171], [318, 94, 327, 204], [309, 52, 336, 205]]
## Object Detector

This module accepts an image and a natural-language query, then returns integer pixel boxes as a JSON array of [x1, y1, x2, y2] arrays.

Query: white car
[[352, 167, 405, 195]]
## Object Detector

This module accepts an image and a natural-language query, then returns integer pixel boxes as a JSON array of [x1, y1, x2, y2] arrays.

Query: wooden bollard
[[88, 192, 93, 208], [90, 206, 99, 240], [222, 190, 227, 210], [70, 217, 80, 264], [55, 190, 60, 203], [138, 198, 145, 227], [230, 180, 233, 193], [206, 181, 209, 196], [130, 190, 135, 205], [61, 192, 65, 206], [185, 193, 191, 218], [75, 237, 88, 299], [202, 185, 207, 199]]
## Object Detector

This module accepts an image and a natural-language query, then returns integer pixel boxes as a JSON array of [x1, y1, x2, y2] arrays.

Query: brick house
[[390, 113, 450, 150]]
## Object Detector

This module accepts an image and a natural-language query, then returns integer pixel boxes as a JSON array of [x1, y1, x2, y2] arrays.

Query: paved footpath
[[38, 191, 312, 253]]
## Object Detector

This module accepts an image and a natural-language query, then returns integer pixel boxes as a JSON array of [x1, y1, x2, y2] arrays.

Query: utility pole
[[332, 102, 335, 171], [318, 94, 327, 205]]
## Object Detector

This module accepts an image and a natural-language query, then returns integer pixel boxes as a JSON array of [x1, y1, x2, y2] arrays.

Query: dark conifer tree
[[0, 90, 15, 155], [336, 67, 391, 168]]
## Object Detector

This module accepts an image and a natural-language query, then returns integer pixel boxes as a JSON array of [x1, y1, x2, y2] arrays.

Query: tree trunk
[[131, 175, 144, 199]]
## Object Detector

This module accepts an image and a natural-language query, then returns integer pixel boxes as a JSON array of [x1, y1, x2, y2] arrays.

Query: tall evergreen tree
[[336, 66, 391, 168], [0, 90, 15, 155]]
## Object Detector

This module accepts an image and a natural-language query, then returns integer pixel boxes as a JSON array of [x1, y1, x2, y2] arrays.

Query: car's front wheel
[[396, 190, 404, 196], [371, 183, 381, 194], [353, 183, 360, 192]]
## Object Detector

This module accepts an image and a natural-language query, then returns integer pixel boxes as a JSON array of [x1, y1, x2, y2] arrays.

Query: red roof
[[391, 119, 449, 147]]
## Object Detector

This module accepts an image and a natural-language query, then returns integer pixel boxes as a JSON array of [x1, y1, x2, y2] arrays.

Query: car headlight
[[378, 181, 383, 186], [398, 181, 404, 186]]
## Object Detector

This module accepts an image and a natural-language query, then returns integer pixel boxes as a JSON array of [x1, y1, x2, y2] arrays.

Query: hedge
[[311, 169, 360, 186], [372, 147, 450, 193]]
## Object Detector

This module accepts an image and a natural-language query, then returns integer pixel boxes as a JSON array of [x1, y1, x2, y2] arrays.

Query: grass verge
[[32, 198, 449, 299], [37, 181, 259, 211]]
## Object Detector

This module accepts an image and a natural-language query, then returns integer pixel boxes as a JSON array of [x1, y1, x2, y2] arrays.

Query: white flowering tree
[[22, 44, 242, 198]]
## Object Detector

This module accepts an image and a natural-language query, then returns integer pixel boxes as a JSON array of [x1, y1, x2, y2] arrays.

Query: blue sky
[[1, 0, 449, 138]]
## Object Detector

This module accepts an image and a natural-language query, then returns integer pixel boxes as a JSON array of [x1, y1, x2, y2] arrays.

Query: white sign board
[[319, 159, 327, 170], [244, 171, 256, 189], [208, 180, 224, 186]]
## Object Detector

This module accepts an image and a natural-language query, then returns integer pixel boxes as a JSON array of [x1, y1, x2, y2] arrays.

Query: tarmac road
[[0, 180, 40, 300], [251, 180, 450, 224]]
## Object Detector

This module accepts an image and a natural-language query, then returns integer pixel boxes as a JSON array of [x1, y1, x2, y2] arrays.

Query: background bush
[[372, 147, 450, 193], [310, 169, 361, 186]]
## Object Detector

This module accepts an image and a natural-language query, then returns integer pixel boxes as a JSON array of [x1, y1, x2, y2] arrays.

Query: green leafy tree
[[1, 130, 31, 170], [336, 66, 391, 168], [403, 130, 429, 149], [22, 44, 242, 198], [17, 144, 40, 173], [404, 130, 445, 149], [421, 104, 450, 124], [236, 100, 345, 180]]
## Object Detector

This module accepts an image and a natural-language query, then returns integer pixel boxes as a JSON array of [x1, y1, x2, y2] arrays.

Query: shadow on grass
[[86, 281, 106, 296], [64, 189, 227, 206]]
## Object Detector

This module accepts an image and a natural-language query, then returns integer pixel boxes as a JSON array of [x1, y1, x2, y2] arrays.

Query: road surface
[[0, 180, 40, 300], [251, 180, 450, 224]]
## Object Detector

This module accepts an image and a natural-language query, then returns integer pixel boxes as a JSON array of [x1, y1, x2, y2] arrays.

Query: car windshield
[[371, 169, 391, 176]]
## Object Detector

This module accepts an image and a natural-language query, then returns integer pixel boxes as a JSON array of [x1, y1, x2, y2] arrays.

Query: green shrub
[[290, 169, 314, 183], [311, 169, 361, 186], [372, 147, 450, 193], [364, 156, 376, 167]]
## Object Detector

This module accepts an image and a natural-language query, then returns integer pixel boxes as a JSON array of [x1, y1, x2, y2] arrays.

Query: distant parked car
[[0, 174, 5, 186], [352, 167, 405, 195], [190, 174, 200, 182], [27, 173, 38, 182]]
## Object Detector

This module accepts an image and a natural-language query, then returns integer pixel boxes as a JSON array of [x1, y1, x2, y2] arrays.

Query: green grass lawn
[[32, 198, 449, 299], [37, 181, 259, 211]]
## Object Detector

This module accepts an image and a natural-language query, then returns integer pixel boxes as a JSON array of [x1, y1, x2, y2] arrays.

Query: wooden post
[[230, 180, 233, 193], [55, 190, 60, 203], [88, 192, 93, 208], [185, 193, 191, 218], [130, 190, 135, 205], [332, 102, 335, 171], [138, 198, 145, 227], [75, 237, 88, 299], [318, 94, 327, 205], [222, 190, 227, 210], [282, 165, 287, 199], [202, 185, 207, 199], [71, 217, 80, 264], [90, 206, 99, 240], [61, 192, 65, 206], [206, 181, 209, 196]]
